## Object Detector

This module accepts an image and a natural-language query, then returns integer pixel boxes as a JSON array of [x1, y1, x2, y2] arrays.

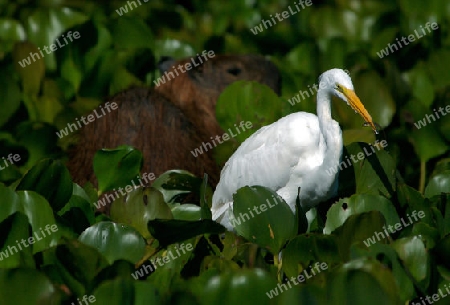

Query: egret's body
[[212, 69, 377, 231]]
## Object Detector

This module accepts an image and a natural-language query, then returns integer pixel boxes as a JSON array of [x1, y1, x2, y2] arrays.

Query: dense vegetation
[[0, 0, 449, 304]]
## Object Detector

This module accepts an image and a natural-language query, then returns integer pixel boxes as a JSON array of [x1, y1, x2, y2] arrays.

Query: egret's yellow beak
[[337, 85, 378, 134]]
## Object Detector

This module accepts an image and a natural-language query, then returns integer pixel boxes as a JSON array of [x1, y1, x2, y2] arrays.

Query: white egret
[[211, 68, 378, 231]]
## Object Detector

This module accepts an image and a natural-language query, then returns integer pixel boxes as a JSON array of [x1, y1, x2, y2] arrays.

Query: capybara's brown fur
[[67, 54, 281, 190]]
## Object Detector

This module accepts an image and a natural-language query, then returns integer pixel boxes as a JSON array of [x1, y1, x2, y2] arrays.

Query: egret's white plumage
[[211, 69, 377, 231]]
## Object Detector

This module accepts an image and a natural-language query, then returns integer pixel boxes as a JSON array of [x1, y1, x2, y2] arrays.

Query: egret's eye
[[335, 84, 344, 93]]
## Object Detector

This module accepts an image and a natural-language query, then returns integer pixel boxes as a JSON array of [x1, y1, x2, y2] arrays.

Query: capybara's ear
[[157, 56, 176, 74]]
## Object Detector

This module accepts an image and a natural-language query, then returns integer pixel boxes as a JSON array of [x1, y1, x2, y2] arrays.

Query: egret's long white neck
[[316, 89, 333, 126], [316, 88, 343, 190]]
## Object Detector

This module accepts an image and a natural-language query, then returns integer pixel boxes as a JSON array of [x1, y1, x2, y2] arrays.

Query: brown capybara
[[67, 54, 281, 192]]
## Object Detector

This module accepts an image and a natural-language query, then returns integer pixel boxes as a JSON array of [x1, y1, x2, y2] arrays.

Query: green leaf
[[111, 17, 153, 49], [391, 237, 428, 284], [110, 187, 173, 239], [0, 268, 62, 304], [0, 185, 60, 254], [426, 49, 450, 90], [0, 71, 21, 128], [15, 121, 62, 168], [232, 186, 297, 254], [92, 278, 160, 304], [25, 7, 88, 70], [12, 41, 45, 92], [216, 81, 282, 142], [406, 66, 435, 108], [327, 258, 401, 305], [341, 142, 396, 198], [324, 194, 400, 234], [351, 243, 416, 302], [435, 234, 450, 269], [16, 158, 72, 212], [171, 204, 202, 221], [152, 170, 203, 203], [16, 191, 60, 253], [79, 221, 146, 264], [0, 213, 34, 268], [409, 124, 448, 162], [0, 19, 26, 53], [153, 39, 195, 60], [424, 171, 450, 198], [110, 67, 143, 94], [282, 234, 340, 278], [93, 145, 143, 193], [54, 238, 109, 291], [58, 194, 96, 234], [200, 269, 277, 305]]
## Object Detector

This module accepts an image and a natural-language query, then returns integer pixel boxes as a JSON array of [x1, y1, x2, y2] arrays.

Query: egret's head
[[319, 68, 378, 134]]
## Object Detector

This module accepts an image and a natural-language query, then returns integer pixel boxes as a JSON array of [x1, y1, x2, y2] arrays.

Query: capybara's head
[[156, 54, 281, 135]]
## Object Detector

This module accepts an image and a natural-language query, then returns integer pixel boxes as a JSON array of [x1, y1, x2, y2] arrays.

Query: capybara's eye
[[227, 67, 241, 76]]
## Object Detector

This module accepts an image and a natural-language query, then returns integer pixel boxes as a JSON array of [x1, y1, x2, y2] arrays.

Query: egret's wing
[[212, 112, 321, 208]]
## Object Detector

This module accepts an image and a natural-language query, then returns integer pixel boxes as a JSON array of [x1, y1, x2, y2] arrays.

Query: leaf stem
[[274, 252, 282, 283], [419, 160, 426, 194]]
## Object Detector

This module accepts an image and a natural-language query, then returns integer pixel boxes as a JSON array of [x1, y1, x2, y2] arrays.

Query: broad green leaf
[[17, 191, 60, 253], [79, 221, 146, 264], [58, 194, 96, 234], [111, 17, 153, 49], [53, 238, 109, 295], [216, 81, 283, 142], [171, 204, 202, 221], [110, 67, 143, 95], [351, 243, 415, 302], [409, 124, 448, 162], [16, 158, 72, 211], [285, 42, 317, 74], [391, 236, 429, 284], [275, 285, 326, 305], [152, 170, 203, 204], [342, 142, 396, 198], [12, 41, 45, 97], [327, 258, 401, 305], [153, 39, 195, 60], [282, 234, 340, 278], [435, 235, 450, 269], [0, 72, 21, 128], [370, 27, 398, 58], [342, 129, 377, 146], [426, 50, 450, 90], [424, 171, 450, 198], [324, 194, 400, 234], [148, 238, 196, 277], [0, 19, 26, 53], [14, 121, 62, 168], [0, 268, 62, 304], [92, 278, 160, 304], [93, 145, 143, 193], [0, 213, 34, 268], [405, 66, 435, 107], [411, 222, 440, 249], [331, 211, 387, 259], [25, 7, 88, 70], [200, 269, 277, 305], [232, 186, 297, 254], [110, 187, 173, 239], [0, 185, 60, 254]]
